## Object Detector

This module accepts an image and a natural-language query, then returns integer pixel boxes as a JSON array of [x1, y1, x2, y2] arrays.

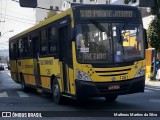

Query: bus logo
[[2, 112, 11, 117]]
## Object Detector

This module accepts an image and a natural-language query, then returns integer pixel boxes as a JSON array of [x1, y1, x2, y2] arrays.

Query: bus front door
[[32, 36, 41, 88], [59, 25, 70, 93]]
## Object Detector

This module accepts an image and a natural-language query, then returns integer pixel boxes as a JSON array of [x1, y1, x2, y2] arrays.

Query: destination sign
[[80, 10, 134, 18]]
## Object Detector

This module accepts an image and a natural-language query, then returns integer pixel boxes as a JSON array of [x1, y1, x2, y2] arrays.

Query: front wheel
[[105, 95, 118, 102], [52, 78, 64, 104]]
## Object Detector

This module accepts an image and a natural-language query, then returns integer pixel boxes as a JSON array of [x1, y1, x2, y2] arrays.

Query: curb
[[145, 78, 160, 87]]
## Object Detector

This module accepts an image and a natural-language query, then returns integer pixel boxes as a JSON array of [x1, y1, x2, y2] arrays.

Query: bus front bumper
[[75, 76, 145, 98]]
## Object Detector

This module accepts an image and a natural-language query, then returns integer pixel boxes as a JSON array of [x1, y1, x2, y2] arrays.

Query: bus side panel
[[17, 59, 36, 86], [39, 57, 61, 90], [23, 74, 36, 85], [41, 76, 51, 89], [10, 60, 18, 83]]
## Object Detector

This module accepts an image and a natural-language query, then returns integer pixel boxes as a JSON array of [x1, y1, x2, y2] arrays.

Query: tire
[[52, 78, 64, 104], [20, 74, 29, 92], [105, 95, 118, 102]]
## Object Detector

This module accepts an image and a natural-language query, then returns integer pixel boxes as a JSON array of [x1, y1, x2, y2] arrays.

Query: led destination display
[[80, 10, 135, 18]]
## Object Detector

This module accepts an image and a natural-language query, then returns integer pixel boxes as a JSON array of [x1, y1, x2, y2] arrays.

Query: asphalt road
[[0, 70, 160, 120]]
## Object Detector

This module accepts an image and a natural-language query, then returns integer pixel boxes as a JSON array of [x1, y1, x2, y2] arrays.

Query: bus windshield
[[76, 22, 144, 63]]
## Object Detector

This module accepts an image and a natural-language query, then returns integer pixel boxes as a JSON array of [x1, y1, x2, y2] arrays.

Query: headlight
[[76, 70, 92, 81], [135, 66, 145, 78]]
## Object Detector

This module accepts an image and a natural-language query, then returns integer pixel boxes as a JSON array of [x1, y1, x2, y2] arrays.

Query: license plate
[[108, 85, 120, 90]]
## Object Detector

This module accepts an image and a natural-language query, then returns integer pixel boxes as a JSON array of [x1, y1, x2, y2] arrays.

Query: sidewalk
[[145, 78, 160, 87]]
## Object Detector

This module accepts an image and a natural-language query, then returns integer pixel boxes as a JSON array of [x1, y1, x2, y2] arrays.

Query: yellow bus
[[9, 4, 146, 104]]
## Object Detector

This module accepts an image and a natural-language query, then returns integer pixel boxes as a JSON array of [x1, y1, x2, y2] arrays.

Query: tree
[[45, 10, 57, 20], [150, 0, 160, 17], [147, 17, 160, 76], [147, 0, 160, 76], [147, 18, 160, 52], [123, 0, 137, 4]]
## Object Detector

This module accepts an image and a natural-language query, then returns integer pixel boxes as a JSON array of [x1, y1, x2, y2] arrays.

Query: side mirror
[[19, 0, 37, 8], [143, 28, 148, 49]]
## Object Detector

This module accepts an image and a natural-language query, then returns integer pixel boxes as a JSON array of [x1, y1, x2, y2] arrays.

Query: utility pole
[[0, 21, 5, 36]]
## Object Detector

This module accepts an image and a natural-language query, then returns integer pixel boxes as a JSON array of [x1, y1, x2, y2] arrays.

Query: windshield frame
[[75, 21, 145, 64]]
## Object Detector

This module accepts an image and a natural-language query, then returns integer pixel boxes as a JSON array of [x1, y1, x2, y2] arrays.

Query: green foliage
[[45, 10, 57, 20], [123, 0, 137, 4], [150, 73, 155, 80], [151, 0, 160, 18], [147, 17, 160, 52], [123, 0, 131, 4]]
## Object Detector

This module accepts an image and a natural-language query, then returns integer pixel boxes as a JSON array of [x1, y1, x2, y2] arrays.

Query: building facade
[[62, 0, 111, 10], [36, 0, 111, 23], [36, 0, 62, 23], [111, 0, 153, 29]]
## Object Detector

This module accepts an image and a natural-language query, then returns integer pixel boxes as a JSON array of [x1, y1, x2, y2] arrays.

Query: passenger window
[[40, 29, 48, 55], [48, 27, 57, 54]]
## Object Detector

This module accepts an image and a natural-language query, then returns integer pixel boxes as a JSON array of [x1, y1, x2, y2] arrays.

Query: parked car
[[0, 63, 8, 70]]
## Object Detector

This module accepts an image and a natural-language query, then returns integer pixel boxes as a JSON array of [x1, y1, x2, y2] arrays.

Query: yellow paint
[[17, 59, 34, 74], [65, 64, 70, 93], [9, 8, 75, 95], [75, 61, 144, 82], [41, 76, 51, 89], [123, 32, 137, 47], [58, 62, 64, 92], [24, 74, 36, 85], [10, 60, 17, 72], [39, 57, 60, 76], [10, 60, 18, 82], [69, 68, 75, 95], [145, 49, 153, 78], [72, 41, 145, 83], [37, 88, 42, 93]]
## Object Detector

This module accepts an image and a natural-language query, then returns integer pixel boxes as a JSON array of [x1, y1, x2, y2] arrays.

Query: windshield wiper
[[89, 20, 111, 37], [89, 20, 113, 61], [121, 23, 128, 37], [118, 28, 125, 55]]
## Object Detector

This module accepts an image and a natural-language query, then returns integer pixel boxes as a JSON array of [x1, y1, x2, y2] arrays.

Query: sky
[[0, 0, 36, 50]]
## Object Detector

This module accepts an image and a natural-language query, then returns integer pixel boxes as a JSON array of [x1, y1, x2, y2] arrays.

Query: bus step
[[37, 88, 42, 93], [62, 94, 72, 98]]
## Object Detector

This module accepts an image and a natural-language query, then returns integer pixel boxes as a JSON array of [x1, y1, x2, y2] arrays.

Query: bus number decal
[[46, 69, 51, 75], [120, 75, 128, 80]]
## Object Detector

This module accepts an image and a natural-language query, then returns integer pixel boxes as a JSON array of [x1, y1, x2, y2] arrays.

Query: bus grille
[[94, 68, 131, 77]]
